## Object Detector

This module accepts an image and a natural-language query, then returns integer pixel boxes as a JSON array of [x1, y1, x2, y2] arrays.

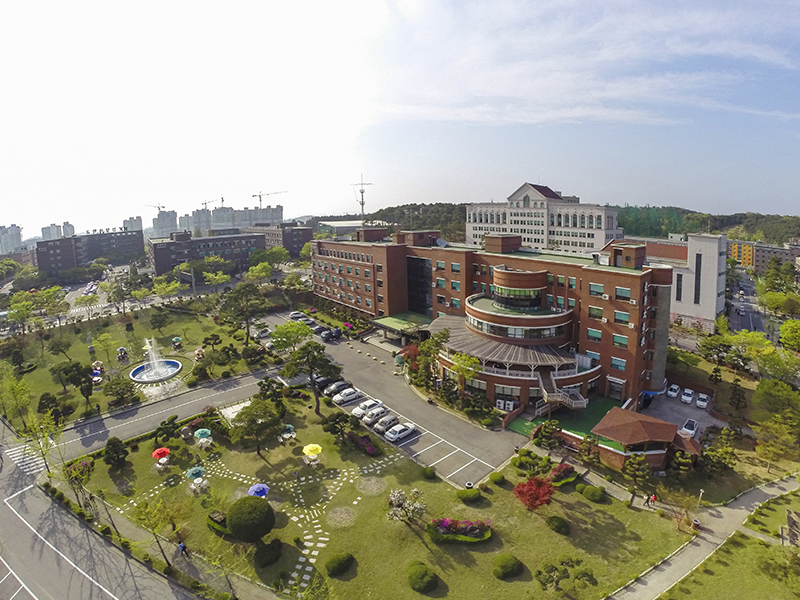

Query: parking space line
[[447, 458, 478, 479], [397, 433, 426, 447], [0, 556, 39, 600], [428, 449, 460, 467], [412, 439, 444, 457]]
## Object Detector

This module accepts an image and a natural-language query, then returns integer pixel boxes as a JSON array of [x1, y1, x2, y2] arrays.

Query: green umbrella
[[194, 428, 212, 439]]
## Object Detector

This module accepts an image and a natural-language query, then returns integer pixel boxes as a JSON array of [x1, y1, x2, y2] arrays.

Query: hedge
[[455, 489, 482, 503], [488, 472, 505, 485], [493, 554, 523, 580], [407, 560, 438, 593], [325, 552, 355, 577], [575, 483, 586, 494], [545, 515, 570, 535], [582, 485, 606, 503], [425, 523, 492, 544], [227, 496, 275, 543], [422, 467, 436, 480]]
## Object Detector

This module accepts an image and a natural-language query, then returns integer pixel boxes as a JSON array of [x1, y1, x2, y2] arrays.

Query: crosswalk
[[3, 444, 48, 475]]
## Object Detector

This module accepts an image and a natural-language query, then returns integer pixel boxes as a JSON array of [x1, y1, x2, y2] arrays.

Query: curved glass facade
[[492, 286, 542, 311], [466, 314, 565, 340]]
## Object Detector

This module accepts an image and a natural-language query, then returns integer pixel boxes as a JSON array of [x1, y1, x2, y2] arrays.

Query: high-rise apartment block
[[466, 183, 623, 252], [152, 211, 179, 239], [123, 216, 143, 231], [41, 223, 63, 240], [0, 224, 23, 255], [178, 205, 283, 236]]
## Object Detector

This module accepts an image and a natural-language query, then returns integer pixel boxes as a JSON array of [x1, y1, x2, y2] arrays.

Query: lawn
[[662, 531, 800, 600], [74, 394, 689, 599], [745, 488, 800, 538]]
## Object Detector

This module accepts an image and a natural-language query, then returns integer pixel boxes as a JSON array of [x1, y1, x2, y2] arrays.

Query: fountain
[[129, 338, 182, 383]]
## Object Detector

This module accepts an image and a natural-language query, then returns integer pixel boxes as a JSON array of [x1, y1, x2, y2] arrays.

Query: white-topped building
[[466, 183, 623, 253], [0, 224, 23, 255]]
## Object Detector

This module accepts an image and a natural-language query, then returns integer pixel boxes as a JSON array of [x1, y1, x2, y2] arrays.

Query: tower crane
[[201, 198, 219, 210], [252, 190, 288, 209], [352, 174, 373, 227], [146, 204, 167, 212]]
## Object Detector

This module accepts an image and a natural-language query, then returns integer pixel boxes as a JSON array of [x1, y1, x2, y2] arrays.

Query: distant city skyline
[[1, 1, 799, 234]]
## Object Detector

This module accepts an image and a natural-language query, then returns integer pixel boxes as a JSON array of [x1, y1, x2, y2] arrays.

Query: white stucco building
[[466, 183, 623, 253]]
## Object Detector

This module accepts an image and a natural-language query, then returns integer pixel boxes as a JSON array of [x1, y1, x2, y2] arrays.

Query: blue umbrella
[[194, 428, 212, 439], [248, 483, 270, 497], [186, 466, 206, 479], [283, 424, 294, 433]]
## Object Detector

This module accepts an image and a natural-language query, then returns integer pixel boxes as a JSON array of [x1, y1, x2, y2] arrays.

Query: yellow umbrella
[[302, 444, 323, 457]]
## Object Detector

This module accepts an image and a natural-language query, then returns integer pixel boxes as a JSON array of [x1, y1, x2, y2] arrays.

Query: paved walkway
[[610, 476, 799, 600]]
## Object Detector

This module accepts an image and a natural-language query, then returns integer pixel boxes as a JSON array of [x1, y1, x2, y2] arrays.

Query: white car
[[696, 393, 710, 409], [362, 406, 389, 426], [289, 311, 304, 320], [666, 384, 680, 398], [352, 398, 384, 419], [373, 414, 399, 434], [679, 418, 699, 438], [332, 388, 362, 406], [385, 422, 416, 442], [680, 388, 694, 404]]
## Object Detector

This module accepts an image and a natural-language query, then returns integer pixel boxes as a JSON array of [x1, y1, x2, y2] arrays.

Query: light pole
[[698, 488, 705, 507]]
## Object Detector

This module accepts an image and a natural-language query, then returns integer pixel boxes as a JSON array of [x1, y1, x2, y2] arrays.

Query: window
[[436, 260, 445, 270], [356, 296, 362, 304], [568, 298, 576, 308], [348, 293, 354, 301], [588, 306, 603, 319], [376, 264, 383, 273], [587, 328, 602, 342], [451, 263, 461, 273], [481, 283, 487, 293], [377, 279, 384, 288], [612, 334, 628, 348], [481, 265, 487, 275], [365, 284, 371, 292], [437, 295, 445, 305], [694, 253, 702, 305], [586, 351, 601, 361], [452, 298, 461, 308], [615, 286, 631, 300], [377, 294, 384, 303], [611, 357, 626, 371], [546, 294, 553, 306], [557, 296, 564, 308], [347, 266, 352, 274], [347, 279, 353, 288], [436, 278, 445, 288], [614, 311, 629, 324], [557, 275, 565, 287], [355, 267, 360, 275], [366, 298, 372, 308], [451, 280, 460, 291], [589, 283, 604, 296], [568, 277, 576, 289], [365, 269, 370, 278], [676, 274, 683, 302], [547, 274, 554, 285], [473, 281, 479, 292]]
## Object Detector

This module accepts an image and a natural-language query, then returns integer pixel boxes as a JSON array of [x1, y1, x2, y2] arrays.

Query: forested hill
[[615, 206, 800, 245], [369, 203, 467, 241]]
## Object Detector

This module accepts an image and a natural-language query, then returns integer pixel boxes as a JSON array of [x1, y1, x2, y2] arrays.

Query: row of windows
[[435, 295, 461, 308], [315, 248, 372, 262], [435, 261, 461, 272], [434, 278, 461, 291], [315, 260, 372, 279], [466, 314, 566, 339]]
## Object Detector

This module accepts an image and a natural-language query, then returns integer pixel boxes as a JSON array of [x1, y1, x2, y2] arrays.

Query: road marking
[[397, 432, 426, 447], [4, 486, 120, 599], [4, 445, 47, 475], [1, 552, 40, 599], [447, 458, 478, 479], [412, 439, 444, 457], [428, 449, 460, 467]]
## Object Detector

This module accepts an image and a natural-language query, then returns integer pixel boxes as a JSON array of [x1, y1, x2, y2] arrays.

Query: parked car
[[331, 327, 342, 339], [666, 384, 681, 398], [324, 380, 352, 396], [679, 418, 699, 438], [256, 329, 271, 339], [385, 422, 416, 442], [352, 398, 384, 419], [680, 388, 694, 404], [737, 307, 746, 316], [313, 325, 328, 334], [362, 406, 389, 426], [301, 318, 316, 326], [373, 414, 399, 434], [696, 393, 710, 409], [289, 311, 304, 320], [320, 330, 332, 342], [314, 375, 338, 391], [333, 388, 362, 406]]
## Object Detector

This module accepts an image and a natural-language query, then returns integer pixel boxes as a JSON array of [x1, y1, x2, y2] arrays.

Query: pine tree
[[708, 365, 723, 386], [728, 378, 747, 413], [577, 435, 601, 467], [621, 453, 650, 488], [670, 451, 693, 478]]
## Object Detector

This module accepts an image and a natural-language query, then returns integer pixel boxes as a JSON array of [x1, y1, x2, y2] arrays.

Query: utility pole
[[352, 174, 373, 228]]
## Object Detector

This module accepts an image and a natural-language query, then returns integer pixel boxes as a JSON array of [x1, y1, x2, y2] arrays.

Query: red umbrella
[[152, 447, 170, 459]]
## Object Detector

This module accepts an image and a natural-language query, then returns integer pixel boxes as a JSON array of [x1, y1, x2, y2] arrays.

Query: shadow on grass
[[333, 557, 359, 582], [558, 497, 643, 559]]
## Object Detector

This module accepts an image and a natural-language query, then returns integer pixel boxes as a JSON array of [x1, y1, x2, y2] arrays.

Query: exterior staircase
[[537, 371, 588, 412]]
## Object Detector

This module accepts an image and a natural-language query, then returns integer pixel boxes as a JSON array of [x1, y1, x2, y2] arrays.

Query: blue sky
[[1, 0, 799, 235]]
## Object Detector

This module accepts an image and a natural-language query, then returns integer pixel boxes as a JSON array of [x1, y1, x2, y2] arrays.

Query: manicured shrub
[[163, 564, 174, 576], [455, 489, 482, 503], [227, 496, 276, 543], [325, 552, 354, 577], [604, 474, 613, 482], [478, 482, 489, 492], [254, 539, 283, 567], [624, 500, 633, 508], [407, 560, 438, 593], [545, 515, 570, 535], [427, 520, 492, 544], [42, 481, 51, 490], [54, 491, 65, 502], [493, 553, 523, 580], [548, 463, 577, 486], [582, 485, 605, 503], [422, 467, 436, 480], [517, 448, 532, 457], [120, 539, 131, 551], [75, 508, 87, 520], [293, 535, 303, 546], [656, 509, 664, 517], [489, 472, 505, 485], [575, 483, 586, 494], [481, 417, 493, 427], [221, 370, 232, 378], [186, 377, 198, 388]]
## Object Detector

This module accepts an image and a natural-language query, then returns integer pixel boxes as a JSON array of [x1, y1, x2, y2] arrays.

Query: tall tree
[[245, 262, 272, 286], [219, 282, 265, 346], [230, 396, 283, 458], [134, 498, 172, 567], [450, 352, 481, 395], [48, 338, 72, 361], [753, 411, 798, 472], [74, 294, 100, 319], [622, 453, 651, 487], [270, 320, 313, 354], [280, 341, 339, 417], [8, 298, 34, 339], [149, 311, 173, 333], [780, 319, 800, 353], [203, 270, 230, 294], [728, 378, 747, 413]]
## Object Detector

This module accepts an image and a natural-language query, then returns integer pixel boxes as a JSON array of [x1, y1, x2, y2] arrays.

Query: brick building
[[311, 230, 672, 414], [241, 222, 313, 258], [147, 231, 265, 276], [36, 230, 145, 275]]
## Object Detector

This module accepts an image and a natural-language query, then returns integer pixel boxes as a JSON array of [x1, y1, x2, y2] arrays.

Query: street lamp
[[698, 488, 705, 507]]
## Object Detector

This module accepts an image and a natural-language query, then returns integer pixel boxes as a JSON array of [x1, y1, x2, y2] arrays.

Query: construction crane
[[201, 198, 219, 210], [352, 174, 373, 227], [146, 204, 167, 212], [252, 190, 287, 209]]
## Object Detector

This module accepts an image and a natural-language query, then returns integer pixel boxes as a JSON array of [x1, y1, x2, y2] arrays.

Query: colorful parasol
[[194, 428, 212, 439], [248, 483, 270, 497], [302, 444, 323, 457], [152, 447, 170, 459]]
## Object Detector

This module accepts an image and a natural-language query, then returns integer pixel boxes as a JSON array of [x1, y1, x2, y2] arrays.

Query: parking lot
[[0, 557, 38, 600], [643, 390, 728, 439]]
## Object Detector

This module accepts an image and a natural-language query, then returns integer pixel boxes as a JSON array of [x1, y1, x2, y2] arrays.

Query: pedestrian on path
[[643, 494, 651, 508], [651, 493, 657, 506], [96, 404, 101, 415], [178, 542, 189, 557]]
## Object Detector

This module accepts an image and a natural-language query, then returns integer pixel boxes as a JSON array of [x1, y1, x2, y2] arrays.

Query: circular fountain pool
[[129, 359, 183, 383]]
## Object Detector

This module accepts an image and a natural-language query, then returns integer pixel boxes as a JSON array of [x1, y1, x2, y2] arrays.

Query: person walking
[[643, 494, 651, 508], [178, 542, 189, 557], [96, 404, 101, 415]]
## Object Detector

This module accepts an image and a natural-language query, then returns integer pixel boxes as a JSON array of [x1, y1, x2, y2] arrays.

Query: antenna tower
[[352, 174, 373, 228]]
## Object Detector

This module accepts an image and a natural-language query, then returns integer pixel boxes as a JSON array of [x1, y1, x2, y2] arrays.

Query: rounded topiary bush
[[489, 472, 505, 485], [575, 483, 586, 494], [582, 485, 605, 503], [325, 552, 354, 577], [422, 467, 436, 480], [545, 515, 570, 535], [455, 489, 482, 503], [493, 553, 523, 580], [254, 539, 283, 567], [407, 560, 438, 593], [227, 496, 276, 543]]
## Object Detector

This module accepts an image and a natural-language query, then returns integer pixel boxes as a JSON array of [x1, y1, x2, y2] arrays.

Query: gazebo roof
[[591, 407, 677, 445], [428, 315, 573, 367]]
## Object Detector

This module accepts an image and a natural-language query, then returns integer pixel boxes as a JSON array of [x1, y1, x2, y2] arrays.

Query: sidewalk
[[610, 476, 799, 600]]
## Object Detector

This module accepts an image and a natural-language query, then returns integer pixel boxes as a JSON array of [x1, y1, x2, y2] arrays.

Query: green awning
[[372, 311, 432, 334]]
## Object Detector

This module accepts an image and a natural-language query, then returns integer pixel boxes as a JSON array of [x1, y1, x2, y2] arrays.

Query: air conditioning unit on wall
[[445, 302, 450, 307], [601, 294, 609, 300], [628, 322, 636, 329], [630, 299, 638, 306], [432, 282, 437, 287], [601, 317, 608, 323]]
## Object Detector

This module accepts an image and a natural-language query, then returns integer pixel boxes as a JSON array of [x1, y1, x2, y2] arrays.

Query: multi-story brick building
[[147, 231, 265, 275], [241, 222, 313, 258], [728, 239, 800, 275], [36, 230, 145, 275], [311, 229, 672, 414], [466, 183, 624, 252]]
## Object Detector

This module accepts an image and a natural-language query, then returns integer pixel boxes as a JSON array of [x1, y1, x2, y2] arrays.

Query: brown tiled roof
[[591, 407, 678, 445], [672, 433, 702, 456], [528, 184, 562, 199]]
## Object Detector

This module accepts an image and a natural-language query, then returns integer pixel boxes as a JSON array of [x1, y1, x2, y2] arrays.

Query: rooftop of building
[[468, 295, 556, 317], [591, 406, 700, 455]]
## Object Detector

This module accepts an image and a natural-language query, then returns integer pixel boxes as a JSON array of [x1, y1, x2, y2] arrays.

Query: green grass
[[662, 531, 800, 600], [72, 396, 688, 599], [745, 489, 800, 538]]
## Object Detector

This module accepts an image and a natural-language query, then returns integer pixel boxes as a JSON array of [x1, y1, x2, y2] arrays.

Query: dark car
[[314, 375, 339, 391], [320, 330, 332, 342], [324, 380, 352, 397], [331, 327, 342, 339], [313, 325, 328, 334]]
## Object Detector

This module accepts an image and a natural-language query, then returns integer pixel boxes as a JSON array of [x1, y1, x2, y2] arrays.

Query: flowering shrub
[[548, 463, 577, 486], [343, 322, 353, 329], [345, 431, 382, 456], [431, 518, 491, 535]]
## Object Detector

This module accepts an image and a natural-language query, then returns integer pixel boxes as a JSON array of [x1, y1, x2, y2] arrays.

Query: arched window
[[502, 212, 507, 224], [557, 213, 563, 227], [523, 194, 530, 208], [596, 215, 602, 229], [550, 213, 555, 226], [580, 214, 586, 228], [588, 214, 594, 228], [572, 214, 578, 228]]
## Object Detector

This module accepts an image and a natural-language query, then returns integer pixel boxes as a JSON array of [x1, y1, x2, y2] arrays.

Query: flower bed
[[548, 463, 578, 487], [346, 431, 383, 456], [427, 518, 492, 544]]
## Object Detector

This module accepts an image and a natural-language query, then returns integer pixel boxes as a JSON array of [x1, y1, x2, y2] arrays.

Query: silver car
[[363, 406, 389, 426], [373, 414, 399, 434]]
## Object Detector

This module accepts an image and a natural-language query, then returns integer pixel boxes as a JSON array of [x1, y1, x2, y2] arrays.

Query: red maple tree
[[513, 476, 555, 511]]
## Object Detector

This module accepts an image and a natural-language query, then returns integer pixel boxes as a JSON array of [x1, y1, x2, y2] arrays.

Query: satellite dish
[[436, 238, 448, 248]]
